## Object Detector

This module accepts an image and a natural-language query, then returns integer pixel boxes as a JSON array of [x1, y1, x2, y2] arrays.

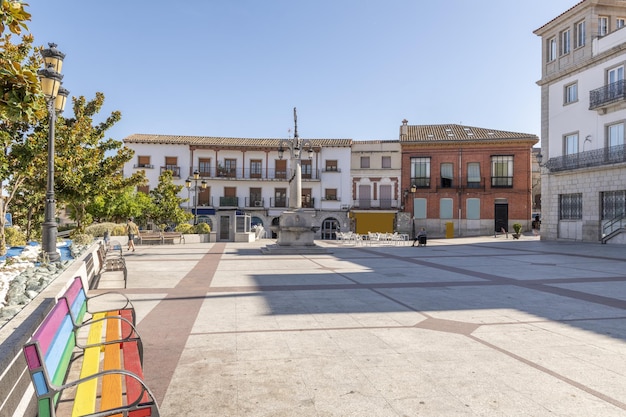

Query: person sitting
[[412, 228, 427, 247]]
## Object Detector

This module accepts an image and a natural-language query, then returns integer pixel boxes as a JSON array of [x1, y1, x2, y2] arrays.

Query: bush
[[195, 223, 211, 234], [5, 227, 26, 246], [175, 223, 195, 234], [112, 225, 127, 236], [70, 233, 94, 245], [512, 223, 523, 234], [85, 222, 118, 237]]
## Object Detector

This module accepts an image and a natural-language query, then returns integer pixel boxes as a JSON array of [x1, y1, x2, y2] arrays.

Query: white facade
[[536, 0, 626, 243], [122, 135, 353, 241]]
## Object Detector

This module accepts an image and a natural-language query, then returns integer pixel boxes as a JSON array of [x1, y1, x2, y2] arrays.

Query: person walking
[[126, 218, 139, 252]]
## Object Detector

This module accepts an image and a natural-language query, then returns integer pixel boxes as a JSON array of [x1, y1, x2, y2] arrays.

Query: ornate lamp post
[[38, 43, 68, 262], [186, 170, 207, 225], [278, 107, 313, 209]]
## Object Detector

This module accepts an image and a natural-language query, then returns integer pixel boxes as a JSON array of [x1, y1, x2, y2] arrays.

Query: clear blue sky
[[27, 1, 576, 142]]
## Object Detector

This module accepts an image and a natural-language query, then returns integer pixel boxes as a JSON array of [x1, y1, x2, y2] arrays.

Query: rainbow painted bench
[[22, 277, 160, 416]]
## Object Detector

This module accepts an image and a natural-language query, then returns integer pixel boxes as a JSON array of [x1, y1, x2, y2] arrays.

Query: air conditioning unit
[[254, 201, 263, 207]]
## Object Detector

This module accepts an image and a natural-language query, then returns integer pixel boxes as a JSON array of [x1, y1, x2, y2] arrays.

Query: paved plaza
[[96, 235, 626, 416]]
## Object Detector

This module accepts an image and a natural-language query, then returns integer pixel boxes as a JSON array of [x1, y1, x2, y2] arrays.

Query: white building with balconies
[[122, 134, 352, 242], [535, 0, 626, 243]]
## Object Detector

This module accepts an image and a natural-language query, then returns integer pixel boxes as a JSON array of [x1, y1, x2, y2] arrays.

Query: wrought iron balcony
[[351, 199, 400, 210], [545, 144, 626, 172], [589, 79, 626, 110]]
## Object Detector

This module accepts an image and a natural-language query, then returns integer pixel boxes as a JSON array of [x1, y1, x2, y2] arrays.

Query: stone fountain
[[261, 108, 330, 255]]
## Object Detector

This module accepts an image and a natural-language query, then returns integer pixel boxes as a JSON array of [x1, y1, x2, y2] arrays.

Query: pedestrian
[[412, 227, 427, 247], [126, 218, 139, 252]]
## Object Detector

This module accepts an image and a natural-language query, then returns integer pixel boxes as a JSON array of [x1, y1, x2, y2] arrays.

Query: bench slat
[[71, 312, 105, 417], [101, 312, 123, 416], [34, 300, 70, 354]]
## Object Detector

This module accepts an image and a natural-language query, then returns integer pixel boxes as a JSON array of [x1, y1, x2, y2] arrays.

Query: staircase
[[601, 213, 626, 244]]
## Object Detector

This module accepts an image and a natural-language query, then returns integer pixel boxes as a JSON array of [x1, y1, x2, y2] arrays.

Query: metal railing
[[589, 79, 626, 110], [601, 212, 626, 243], [545, 144, 626, 172], [189, 167, 321, 180], [351, 199, 400, 209]]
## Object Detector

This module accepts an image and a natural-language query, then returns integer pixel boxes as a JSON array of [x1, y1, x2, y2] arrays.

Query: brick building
[[400, 121, 538, 238]]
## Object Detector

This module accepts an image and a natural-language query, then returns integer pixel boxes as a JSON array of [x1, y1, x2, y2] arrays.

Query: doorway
[[494, 203, 509, 233], [219, 215, 231, 241]]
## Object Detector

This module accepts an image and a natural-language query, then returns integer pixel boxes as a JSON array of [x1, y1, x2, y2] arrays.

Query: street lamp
[[38, 43, 68, 262], [278, 107, 313, 209], [187, 170, 207, 225]]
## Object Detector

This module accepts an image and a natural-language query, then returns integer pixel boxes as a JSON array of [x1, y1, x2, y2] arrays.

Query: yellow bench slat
[[72, 312, 105, 417], [101, 312, 123, 416]]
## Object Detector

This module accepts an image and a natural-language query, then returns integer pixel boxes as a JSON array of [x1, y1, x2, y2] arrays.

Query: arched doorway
[[321, 217, 340, 240]]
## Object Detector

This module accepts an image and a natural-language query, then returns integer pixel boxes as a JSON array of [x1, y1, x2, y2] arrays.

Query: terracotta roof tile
[[399, 124, 538, 143], [123, 134, 352, 147]]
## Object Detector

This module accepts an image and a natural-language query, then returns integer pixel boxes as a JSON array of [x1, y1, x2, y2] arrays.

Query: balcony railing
[[490, 176, 513, 188], [161, 166, 181, 177], [351, 199, 400, 209], [545, 144, 626, 172], [589, 79, 626, 110], [219, 196, 239, 207], [190, 167, 321, 180]]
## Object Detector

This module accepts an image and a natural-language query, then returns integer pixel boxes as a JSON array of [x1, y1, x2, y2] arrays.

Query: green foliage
[[70, 233, 94, 245], [5, 226, 26, 246], [46, 93, 145, 232], [148, 170, 192, 226], [85, 222, 117, 237], [513, 223, 523, 234], [175, 223, 194, 234], [195, 222, 211, 234], [112, 225, 127, 236]]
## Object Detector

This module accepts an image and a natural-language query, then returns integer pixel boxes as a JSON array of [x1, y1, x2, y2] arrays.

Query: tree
[[148, 170, 191, 228], [48, 92, 145, 232], [87, 186, 152, 224], [0, 2, 48, 254]]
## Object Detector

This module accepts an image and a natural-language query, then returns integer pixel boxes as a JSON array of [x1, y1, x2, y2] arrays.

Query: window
[[137, 185, 149, 194], [250, 160, 262, 178], [275, 159, 287, 179], [559, 193, 582, 220], [608, 66, 624, 99], [302, 188, 313, 208], [250, 187, 262, 207], [198, 158, 211, 176], [223, 158, 236, 177], [491, 156, 513, 187], [608, 122, 625, 161], [599, 16, 609, 36], [440, 198, 453, 219], [467, 162, 481, 188], [413, 198, 427, 219], [381, 156, 391, 169], [198, 186, 210, 206], [325, 188, 337, 201], [548, 37, 557, 61], [301, 159, 312, 179], [561, 29, 571, 55], [564, 82, 578, 104], [467, 198, 480, 220], [274, 188, 287, 207], [608, 122, 625, 147], [440, 163, 453, 188], [602, 190, 626, 220], [411, 157, 431, 188], [164, 157, 180, 177], [575, 20, 586, 48], [137, 156, 151, 168], [360, 156, 370, 168], [564, 133, 578, 155], [325, 160, 338, 172], [617, 18, 626, 29]]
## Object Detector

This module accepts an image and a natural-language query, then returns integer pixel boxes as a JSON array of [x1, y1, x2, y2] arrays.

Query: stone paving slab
[[94, 236, 626, 416]]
